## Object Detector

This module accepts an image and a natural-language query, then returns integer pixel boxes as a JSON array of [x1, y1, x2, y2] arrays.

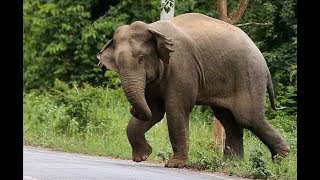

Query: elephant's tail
[[267, 72, 287, 110]]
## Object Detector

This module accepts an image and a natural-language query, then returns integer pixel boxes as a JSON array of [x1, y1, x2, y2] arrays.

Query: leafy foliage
[[23, 0, 160, 90], [249, 151, 272, 179], [24, 80, 129, 138]]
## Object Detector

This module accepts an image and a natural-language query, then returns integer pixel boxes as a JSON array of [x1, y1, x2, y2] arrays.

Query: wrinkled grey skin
[[96, 13, 290, 168]]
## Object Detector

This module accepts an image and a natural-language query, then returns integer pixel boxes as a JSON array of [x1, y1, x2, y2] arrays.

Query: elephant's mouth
[[146, 69, 162, 88], [145, 77, 161, 91], [147, 76, 158, 85]]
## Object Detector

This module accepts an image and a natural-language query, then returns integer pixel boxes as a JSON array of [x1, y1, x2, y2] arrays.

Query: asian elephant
[[96, 13, 290, 168]]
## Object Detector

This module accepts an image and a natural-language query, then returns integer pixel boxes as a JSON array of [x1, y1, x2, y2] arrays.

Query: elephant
[[96, 13, 290, 168]]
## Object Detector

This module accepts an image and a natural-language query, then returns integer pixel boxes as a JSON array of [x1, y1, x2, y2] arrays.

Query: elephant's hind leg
[[127, 100, 165, 162], [244, 117, 290, 159], [211, 107, 244, 157], [231, 104, 290, 160]]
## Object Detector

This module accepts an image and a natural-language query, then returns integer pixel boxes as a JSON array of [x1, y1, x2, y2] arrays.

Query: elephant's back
[[167, 13, 267, 67], [150, 13, 251, 48], [169, 13, 247, 41], [166, 13, 269, 99], [170, 13, 233, 31], [166, 13, 261, 59]]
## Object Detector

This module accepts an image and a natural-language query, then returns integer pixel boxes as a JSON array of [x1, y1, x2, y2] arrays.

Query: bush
[[24, 79, 130, 138], [250, 151, 272, 179]]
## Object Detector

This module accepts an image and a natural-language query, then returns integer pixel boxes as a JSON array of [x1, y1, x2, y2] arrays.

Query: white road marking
[[204, 173, 238, 180], [23, 176, 39, 180]]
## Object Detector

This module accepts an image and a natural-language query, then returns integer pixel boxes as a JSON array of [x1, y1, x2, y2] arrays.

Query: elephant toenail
[[167, 163, 175, 168], [142, 155, 148, 160]]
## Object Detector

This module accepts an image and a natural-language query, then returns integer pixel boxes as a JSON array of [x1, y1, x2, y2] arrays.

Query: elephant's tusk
[[97, 61, 102, 66]]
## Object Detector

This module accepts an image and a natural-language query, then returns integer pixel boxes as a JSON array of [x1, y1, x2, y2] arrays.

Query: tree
[[217, 0, 249, 25], [23, 0, 161, 90]]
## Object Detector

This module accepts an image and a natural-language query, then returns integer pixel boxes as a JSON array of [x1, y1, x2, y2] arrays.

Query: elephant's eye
[[138, 54, 144, 64]]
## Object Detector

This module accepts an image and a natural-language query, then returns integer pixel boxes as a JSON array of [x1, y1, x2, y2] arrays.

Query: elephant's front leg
[[127, 101, 164, 162], [165, 99, 194, 168]]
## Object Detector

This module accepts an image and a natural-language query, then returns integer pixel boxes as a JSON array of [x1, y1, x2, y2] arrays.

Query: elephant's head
[[96, 21, 174, 121]]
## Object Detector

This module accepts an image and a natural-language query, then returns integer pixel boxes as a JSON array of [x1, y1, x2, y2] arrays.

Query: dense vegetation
[[23, 0, 296, 179]]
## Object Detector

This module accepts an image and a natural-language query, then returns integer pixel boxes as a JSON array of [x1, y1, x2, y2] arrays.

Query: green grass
[[24, 80, 296, 179]]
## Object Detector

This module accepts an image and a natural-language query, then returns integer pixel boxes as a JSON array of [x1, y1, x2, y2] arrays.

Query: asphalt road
[[23, 146, 249, 180]]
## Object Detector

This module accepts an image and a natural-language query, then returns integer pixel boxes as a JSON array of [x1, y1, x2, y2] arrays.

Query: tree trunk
[[216, 0, 249, 25], [214, 119, 225, 150], [216, 0, 231, 23], [229, 0, 249, 25]]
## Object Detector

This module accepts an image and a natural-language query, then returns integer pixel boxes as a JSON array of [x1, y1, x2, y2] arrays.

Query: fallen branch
[[236, 22, 272, 27]]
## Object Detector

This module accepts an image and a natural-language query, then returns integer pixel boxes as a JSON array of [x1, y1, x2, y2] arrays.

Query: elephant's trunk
[[121, 74, 152, 121]]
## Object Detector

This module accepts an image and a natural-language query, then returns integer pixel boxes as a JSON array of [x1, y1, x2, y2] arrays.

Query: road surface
[[23, 146, 249, 180]]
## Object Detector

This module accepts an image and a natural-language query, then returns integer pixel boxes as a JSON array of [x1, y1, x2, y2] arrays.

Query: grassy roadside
[[23, 80, 296, 179]]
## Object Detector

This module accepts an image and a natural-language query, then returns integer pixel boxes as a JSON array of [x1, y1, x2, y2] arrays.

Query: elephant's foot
[[132, 143, 152, 162], [271, 141, 290, 162], [165, 157, 187, 168]]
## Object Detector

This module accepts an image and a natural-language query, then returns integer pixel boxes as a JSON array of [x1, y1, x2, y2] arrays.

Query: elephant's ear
[[149, 29, 174, 64], [96, 39, 117, 72]]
